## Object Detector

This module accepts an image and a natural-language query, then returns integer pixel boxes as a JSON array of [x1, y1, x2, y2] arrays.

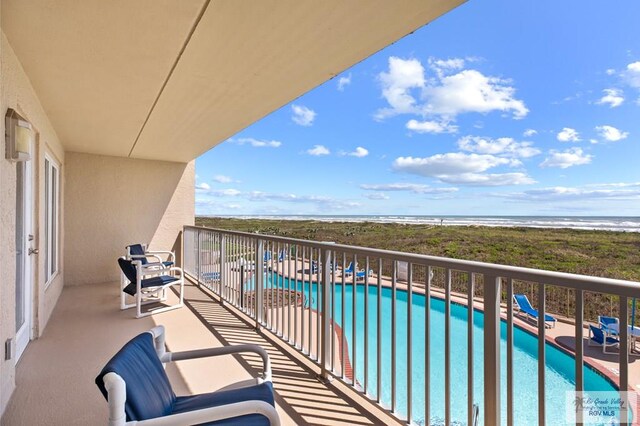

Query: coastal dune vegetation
[[195, 217, 640, 324]]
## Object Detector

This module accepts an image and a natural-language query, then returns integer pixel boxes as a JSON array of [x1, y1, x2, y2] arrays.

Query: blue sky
[[195, 0, 640, 216]]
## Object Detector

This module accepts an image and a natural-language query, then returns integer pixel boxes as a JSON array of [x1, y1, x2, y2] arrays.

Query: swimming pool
[[263, 272, 625, 425]]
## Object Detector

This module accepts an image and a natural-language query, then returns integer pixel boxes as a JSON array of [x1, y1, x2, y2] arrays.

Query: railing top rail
[[184, 225, 640, 297]]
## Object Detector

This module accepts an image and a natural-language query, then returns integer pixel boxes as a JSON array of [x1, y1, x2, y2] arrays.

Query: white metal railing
[[183, 225, 639, 426]]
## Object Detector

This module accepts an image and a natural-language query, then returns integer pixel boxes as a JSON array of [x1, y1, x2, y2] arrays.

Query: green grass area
[[196, 217, 640, 280], [195, 217, 640, 322]]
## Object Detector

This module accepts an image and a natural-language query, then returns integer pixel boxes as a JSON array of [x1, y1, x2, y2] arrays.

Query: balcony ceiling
[[2, 0, 464, 162]]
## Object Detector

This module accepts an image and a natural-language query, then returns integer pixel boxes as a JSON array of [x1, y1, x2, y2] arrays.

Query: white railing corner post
[[484, 274, 501, 426], [320, 246, 333, 380], [255, 239, 265, 330]]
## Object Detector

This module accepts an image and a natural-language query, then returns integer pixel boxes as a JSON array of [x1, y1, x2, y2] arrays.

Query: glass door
[[15, 155, 33, 361]]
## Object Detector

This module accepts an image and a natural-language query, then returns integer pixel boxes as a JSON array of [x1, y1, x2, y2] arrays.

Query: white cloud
[[406, 119, 458, 134], [212, 175, 234, 183], [392, 153, 533, 186], [429, 57, 466, 76], [596, 88, 624, 108], [337, 73, 352, 91], [375, 56, 528, 125], [360, 183, 458, 194], [376, 57, 425, 118], [291, 104, 316, 126], [347, 147, 369, 157], [234, 137, 282, 148], [364, 192, 390, 200], [595, 125, 629, 142], [307, 145, 330, 156], [209, 188, 242, 196], [557, 128, 581, 142], [540, 148, 592, 169], [494, 184, 640, 202], [457, 136, 540, 158], [622, 61, 640, 88], [523, 129, 537, 137], [606, 68, 616, 76], [195, 182, 210, 191], [422, 69, 528, 119], [203, 189, 360, 210]]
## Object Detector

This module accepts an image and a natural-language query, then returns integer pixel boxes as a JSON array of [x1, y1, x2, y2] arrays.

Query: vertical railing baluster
[[309, 248, 314, 358], [507, 278, 514, 426], [321, 246, 332, 380], [317, 247, 322, 361], [255, 239, 264, 329], [277, 242, 281, 337], [301, 246, 306, 353], [377, 258, 382, 402], [445, 268, 451, 426], [407, 262, 413, 423], [364, 256, 370, 396], [484, 274, 501, 426], [341, 253, 346, 380], [467, 272, 475, 426], [425, 266, 432, 425], [331, 250, 336, 373], [391, 259, 397, 412], [352, 254, 358, 386], [538, 283, 546, 426], [288, 244, 292, 342], [294, 244, 299, 347], [575, 289, 584, 426], [619, 296, 629, 426]]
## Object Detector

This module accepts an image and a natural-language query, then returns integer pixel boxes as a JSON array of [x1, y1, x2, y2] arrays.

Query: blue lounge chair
[[355, 269, 373, 281], [95, 326, 280, 425], [588, 324, 620, 354], [343, 262, 355, 276], [513, 294, 556, 328]]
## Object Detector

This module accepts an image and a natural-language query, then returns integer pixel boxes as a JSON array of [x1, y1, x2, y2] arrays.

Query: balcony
[[3, 226, 639, 425]]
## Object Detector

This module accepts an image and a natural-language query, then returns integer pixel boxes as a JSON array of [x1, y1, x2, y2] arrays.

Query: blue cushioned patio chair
[[121, 244, 176, 309], [126, 243, 175, 268], [96, 326, 280, 426], [513, 294, 557, 328], [588, 324, 620, 354], [598, 315, 619, 335], [118, 257, 184, 318]]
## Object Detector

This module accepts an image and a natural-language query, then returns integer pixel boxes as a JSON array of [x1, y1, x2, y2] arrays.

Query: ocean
[[208, 215, 640, 233]]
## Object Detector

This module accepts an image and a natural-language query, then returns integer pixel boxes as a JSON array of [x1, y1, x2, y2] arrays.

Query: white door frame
[[15, 144, 35, 362]]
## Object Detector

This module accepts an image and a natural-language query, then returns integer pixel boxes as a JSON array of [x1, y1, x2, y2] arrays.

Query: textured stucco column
[[63, 153, 195, 286]]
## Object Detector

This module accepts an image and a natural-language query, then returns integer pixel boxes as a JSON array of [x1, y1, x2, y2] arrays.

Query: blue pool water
[[261, 273, 625, 425]]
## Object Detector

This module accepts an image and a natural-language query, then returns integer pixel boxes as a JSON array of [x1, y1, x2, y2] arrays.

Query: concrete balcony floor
[[1, 282, 392, 425]]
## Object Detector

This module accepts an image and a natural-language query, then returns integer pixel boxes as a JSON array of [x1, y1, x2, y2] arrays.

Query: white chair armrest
[[132, 400, 280, 426], [162, 344, 272, 382], [145, 250, 175, 262]]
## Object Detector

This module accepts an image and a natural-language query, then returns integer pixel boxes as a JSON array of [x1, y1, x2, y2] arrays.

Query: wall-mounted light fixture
[[5, 108, 33, 162]]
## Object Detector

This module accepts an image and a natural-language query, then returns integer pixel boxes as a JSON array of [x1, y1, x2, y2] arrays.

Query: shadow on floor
[[179, 284, 382, 426]]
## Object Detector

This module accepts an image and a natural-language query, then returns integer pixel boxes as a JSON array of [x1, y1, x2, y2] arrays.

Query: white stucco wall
[[63, 153, 194, 286], [0, 31, 66, 413]]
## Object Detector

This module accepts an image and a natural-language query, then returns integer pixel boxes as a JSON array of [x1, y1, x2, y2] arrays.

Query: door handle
[[28, 248, 39, 255]]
